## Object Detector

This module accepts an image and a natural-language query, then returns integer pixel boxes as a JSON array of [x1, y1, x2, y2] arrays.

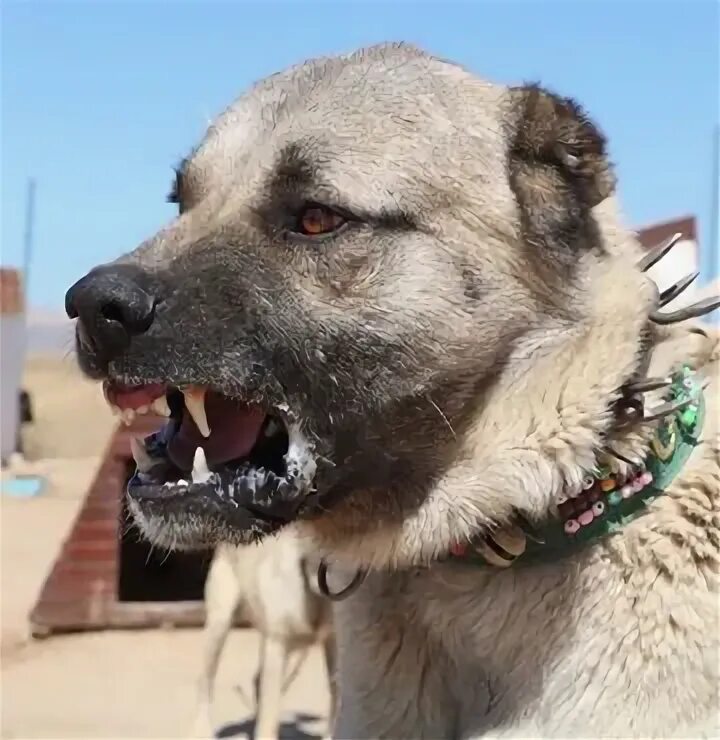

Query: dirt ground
[[1, 355, 330, 739]]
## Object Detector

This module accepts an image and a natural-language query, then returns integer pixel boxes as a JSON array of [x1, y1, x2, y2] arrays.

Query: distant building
[[0, 268, 25, 464]]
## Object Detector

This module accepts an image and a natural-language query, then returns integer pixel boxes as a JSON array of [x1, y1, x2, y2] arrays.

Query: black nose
[[65, 264, 157, 363]]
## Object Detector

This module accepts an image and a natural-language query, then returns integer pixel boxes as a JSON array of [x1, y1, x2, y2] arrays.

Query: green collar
[[449, 364, 706, 569]]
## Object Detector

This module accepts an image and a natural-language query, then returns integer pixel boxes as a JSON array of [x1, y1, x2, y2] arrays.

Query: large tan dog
[[193, 534, 335, 740], [66, 43, 719, 737]]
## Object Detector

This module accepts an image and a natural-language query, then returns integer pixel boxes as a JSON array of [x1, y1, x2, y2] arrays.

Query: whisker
[[427, 395, 456, 439]]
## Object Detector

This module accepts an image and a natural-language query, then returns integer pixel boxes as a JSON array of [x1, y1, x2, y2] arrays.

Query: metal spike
[[637, 233, 683, 271], [659, 272, 699, 307], [622, 377, 672, 395], [643, 396, 694, 423], [604, 446, 641, 466], [650, 296, 720, 325]]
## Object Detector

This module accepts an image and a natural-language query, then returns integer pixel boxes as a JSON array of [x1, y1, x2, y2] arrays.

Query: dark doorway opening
[[117, 460, 214, 602]]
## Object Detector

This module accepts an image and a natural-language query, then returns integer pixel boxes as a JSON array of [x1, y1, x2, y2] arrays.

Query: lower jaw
[[126, 473, 311, 549], [125, 427, 319, 549], [126, 488, 284, 550]]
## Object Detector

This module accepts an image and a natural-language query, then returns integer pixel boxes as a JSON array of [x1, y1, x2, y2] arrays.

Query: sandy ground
[[2, 355, 330, 739]]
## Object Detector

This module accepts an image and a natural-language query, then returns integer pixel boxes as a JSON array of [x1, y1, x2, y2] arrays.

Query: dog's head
[[67, 43, 661, 563]]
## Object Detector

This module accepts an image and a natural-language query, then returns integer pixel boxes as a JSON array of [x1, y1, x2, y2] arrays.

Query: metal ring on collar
[[317, 561, 368, 602]]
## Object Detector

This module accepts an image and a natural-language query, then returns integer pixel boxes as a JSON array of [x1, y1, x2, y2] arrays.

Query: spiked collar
[[448, 364, 706, 568]]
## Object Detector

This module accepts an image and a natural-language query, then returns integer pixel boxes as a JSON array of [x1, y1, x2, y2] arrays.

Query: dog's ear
[[508, 84, 616, 253]]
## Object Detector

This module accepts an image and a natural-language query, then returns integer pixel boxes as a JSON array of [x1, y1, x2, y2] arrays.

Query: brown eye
[[297, 205, 346, 236]]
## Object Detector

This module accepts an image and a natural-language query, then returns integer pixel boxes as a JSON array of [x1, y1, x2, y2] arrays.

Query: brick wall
[[29, 416, 212, 635]]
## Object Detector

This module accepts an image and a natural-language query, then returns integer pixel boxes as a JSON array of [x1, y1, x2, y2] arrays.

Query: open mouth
[[108, 381, 317, 544]]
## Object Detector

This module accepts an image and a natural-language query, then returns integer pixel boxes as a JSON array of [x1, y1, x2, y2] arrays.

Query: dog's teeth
[[130, 437, 154, 473], [151, 395, 171, 418], [109, 404, 122, 417], [136, 404, 149, 415], [121, 408, 136, 426], [191, 447, 212, 483], [182, 387, 211, 437]]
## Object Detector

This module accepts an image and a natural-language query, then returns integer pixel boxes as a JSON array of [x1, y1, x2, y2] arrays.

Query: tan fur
[[193, 533, 336, 740]]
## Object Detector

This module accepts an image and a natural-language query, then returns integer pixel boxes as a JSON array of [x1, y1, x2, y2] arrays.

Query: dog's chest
[[335, 550, 718, 738]]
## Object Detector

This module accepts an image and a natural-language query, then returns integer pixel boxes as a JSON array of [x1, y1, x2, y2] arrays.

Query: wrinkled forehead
[[183, 46, 509, 211]]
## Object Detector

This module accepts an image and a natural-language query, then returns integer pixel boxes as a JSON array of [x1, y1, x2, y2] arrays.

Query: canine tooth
[[109, 404, 122, 417], [182, 387, 211, 437], [130, 437, 154, 473], [136, 404, 149, 415], [152, 395, 171, 417], [121, 408, 136, 426], [191, 447, 211, 483]]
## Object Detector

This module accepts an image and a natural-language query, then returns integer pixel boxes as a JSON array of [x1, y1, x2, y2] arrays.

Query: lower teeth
[[130, 434, 266, 490], [192, 447, 212, 483]]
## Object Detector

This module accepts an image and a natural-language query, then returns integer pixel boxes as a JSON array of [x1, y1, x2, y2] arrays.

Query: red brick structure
[[1, 268, 26, 463], [30, 417, 217, 636], [0, 268, 24, 315]]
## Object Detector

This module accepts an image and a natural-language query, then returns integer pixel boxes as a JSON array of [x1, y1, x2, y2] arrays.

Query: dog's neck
[[449, 362, 707, 569]]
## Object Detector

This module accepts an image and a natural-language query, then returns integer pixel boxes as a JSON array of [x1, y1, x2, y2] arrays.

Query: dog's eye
[[295, 205, 346, 236]]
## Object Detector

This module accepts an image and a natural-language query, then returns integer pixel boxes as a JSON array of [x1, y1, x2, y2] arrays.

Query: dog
[[193, 534, 335, 740], [67, 42, 720, 737]]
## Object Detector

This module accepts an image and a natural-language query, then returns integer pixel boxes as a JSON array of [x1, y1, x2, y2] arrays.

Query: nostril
[[98, 293, 156, 335], [100, 300, 127, 325]]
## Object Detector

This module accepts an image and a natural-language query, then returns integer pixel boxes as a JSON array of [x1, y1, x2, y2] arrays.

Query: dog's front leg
[[192, 546, 243, 738], [254, 636, 286, 740]]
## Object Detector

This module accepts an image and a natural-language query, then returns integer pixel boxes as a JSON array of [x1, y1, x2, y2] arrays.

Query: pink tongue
[[167, 393, 266, 470]]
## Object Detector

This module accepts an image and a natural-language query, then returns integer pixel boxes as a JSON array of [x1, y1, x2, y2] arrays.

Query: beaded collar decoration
[[448, 364, 706, 569]]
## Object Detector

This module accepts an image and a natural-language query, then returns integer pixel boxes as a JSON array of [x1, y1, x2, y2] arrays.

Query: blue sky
[[2, 0, 718, 310]]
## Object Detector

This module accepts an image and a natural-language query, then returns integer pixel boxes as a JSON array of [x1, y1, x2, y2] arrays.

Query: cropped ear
[[508, 83, 616, 253]]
